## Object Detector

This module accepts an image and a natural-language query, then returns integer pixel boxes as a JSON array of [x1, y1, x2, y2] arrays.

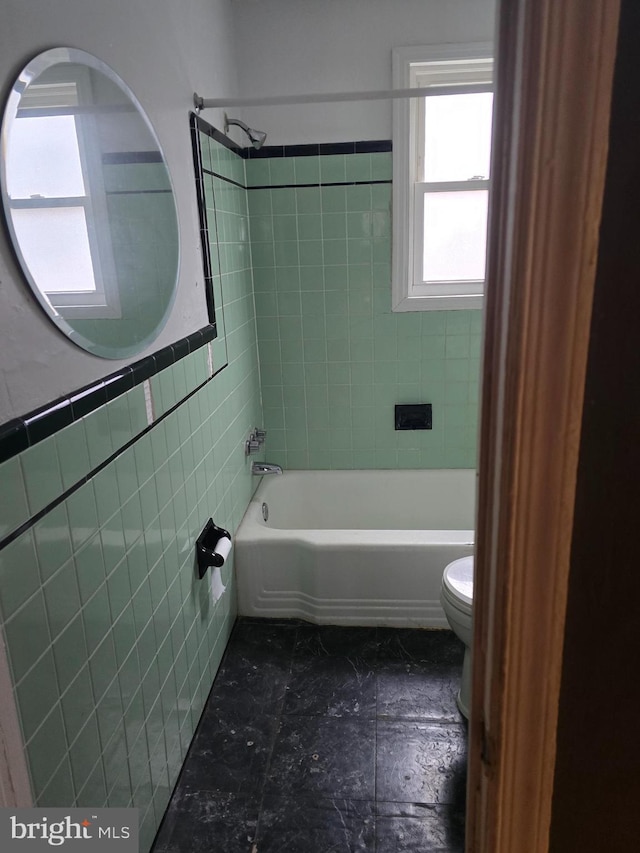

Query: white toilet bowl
[[441, 555, 474, 719]]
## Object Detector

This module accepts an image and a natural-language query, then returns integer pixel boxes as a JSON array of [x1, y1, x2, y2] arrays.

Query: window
[[392, 44, 493, 311]]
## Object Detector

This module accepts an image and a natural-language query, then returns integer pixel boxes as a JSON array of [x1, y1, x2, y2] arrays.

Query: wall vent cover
[[394, 403, 432, 430]]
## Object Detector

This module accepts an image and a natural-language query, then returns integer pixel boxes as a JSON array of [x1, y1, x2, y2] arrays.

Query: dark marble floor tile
[[179, 710, 280, 795], [376, 802, 465, 853], [154, 788, 260, 853], [294, 625, 379, 661], [265, 715, 376, 801], [376, 662, 463, 722], [153, 621, 469, 853], [377, 629, 464, 668], [207, 655, 291, 718], [225, 617, 299, 665], [256, 795, 375, 853], [283, 655, 376, 718], [376, 721, 467, 807]]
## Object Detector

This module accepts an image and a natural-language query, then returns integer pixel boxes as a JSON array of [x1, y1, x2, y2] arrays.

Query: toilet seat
[[442, 555, 473, 615]]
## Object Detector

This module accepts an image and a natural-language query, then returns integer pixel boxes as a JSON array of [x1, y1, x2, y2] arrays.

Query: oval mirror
[[0, 48, 180, 358]]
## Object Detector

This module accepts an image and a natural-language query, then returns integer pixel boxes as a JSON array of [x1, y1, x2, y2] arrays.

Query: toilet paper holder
[[196, 518, 232, 579]]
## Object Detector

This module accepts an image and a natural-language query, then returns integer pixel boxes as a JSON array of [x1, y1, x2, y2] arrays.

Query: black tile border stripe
[[0, 419, 29, 461], [201, 171, 392, 193], [0, 350, 228, 555], [0, 324, 218, 468], [248, 180, 393, 191], [246, 140, 392, 159]]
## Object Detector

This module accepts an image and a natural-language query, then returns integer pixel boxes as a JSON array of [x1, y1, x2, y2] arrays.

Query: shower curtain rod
[[193, 82, 492, 111]]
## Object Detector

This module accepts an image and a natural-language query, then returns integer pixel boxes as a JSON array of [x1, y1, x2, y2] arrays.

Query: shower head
[[224, 114, 267, 149]]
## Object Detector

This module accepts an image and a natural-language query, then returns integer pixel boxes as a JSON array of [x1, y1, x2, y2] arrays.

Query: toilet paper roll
[[210, 566, 226, 602], [213, 535, 232, 564]]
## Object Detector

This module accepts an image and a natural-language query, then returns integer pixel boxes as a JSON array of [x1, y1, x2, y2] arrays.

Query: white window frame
[[392, 43, 493, 312], [12, 70, 121, 320]]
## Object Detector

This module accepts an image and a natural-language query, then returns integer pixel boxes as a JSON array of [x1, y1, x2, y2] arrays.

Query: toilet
[[441, 555, 474, 719]]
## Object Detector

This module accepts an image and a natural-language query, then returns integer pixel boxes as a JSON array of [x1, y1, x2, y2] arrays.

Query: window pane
[[12, 207, 97, 294], [423, 190, 488, 282], [7, 115, 86, 199], [423, 93, 493, 182]]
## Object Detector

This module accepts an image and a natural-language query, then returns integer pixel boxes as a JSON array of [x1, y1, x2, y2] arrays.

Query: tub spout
[[252, 462, 283, 475]]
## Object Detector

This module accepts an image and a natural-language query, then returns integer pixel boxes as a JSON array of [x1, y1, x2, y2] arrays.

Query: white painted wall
[[231, 0, 496, 146], [0, 0, 239, 420]]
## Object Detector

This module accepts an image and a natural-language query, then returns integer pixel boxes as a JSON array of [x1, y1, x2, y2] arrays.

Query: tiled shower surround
[[246, 149, 482, 470], [0, 136, 259, 851]]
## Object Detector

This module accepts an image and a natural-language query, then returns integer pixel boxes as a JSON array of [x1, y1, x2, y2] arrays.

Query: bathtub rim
[[241, 467, 477, 537]]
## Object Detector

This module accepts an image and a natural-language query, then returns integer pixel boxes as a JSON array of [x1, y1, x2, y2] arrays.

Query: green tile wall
[[248, 151, 481, 470], [0, 140, 260, 852]]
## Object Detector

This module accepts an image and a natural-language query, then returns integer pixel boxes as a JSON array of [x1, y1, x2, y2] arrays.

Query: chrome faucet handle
[[244, 433, 261, 455], [254, 428, 267, 444]]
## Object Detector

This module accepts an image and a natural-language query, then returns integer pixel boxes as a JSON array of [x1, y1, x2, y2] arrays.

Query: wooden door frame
[[467, 1, 620, 851]]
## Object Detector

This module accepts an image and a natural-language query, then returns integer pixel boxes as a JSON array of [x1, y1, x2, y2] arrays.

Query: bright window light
[[423, 190, 489, 281], [7, 115, 86, 199], [12, 207, 96, 293], [423, 93, 493, 182]]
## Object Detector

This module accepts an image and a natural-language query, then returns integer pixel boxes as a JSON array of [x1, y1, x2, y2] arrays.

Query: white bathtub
[[235, 469, 475, 627]]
